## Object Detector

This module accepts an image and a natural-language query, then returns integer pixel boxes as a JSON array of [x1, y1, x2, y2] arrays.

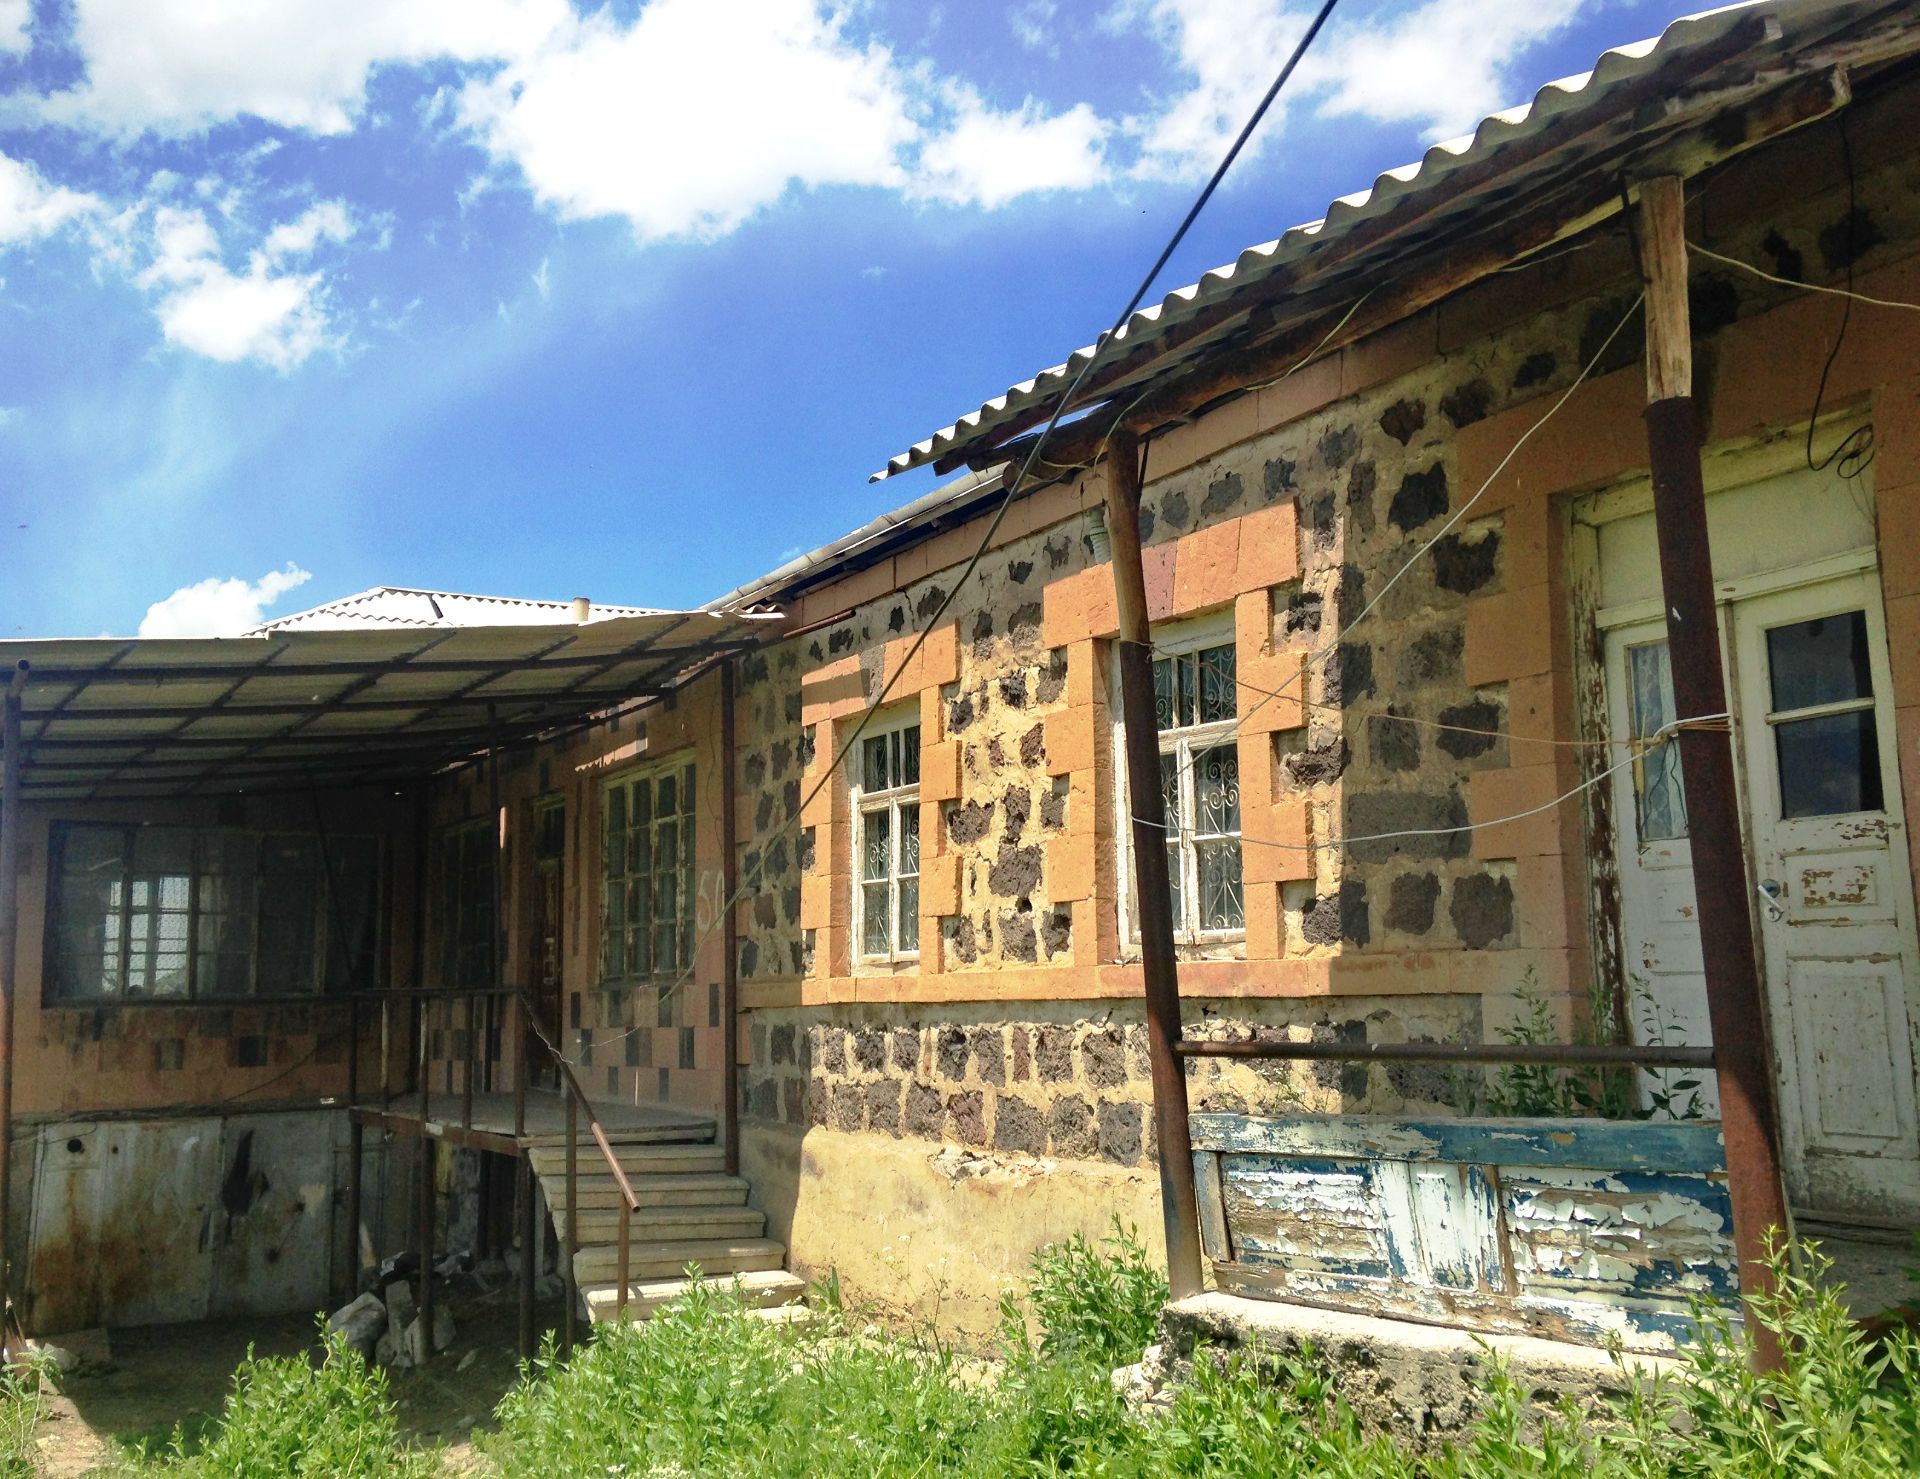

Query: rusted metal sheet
[[1196, 1114, 1738, 1352], [22, 1109, 372, 1334]]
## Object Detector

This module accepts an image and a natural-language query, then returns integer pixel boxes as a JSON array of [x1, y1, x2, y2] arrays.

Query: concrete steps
[[526, 1119, 804, 1326], [584, 1269, 809, 1324]]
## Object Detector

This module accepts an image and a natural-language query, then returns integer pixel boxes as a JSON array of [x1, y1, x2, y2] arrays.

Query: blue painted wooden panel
[[1203, 1114, 1740, 1352]]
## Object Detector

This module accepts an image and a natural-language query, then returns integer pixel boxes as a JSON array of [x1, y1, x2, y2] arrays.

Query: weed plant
[[10, 1230, 1917, 1476]]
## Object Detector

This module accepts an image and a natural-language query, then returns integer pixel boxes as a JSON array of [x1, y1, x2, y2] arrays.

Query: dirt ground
[[30, 1278, 567, 1477]]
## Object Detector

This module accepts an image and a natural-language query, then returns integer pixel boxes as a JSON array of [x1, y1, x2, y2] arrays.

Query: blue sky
[[0, 0, 1708, 638]]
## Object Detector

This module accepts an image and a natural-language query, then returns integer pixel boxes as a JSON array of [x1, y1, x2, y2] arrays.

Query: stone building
[[2, 0, 1919, 1367]]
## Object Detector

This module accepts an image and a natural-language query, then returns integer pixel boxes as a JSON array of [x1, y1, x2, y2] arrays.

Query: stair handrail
[[514, 986, 641, 1337]]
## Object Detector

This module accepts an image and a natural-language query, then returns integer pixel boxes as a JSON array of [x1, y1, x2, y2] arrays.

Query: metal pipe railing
[[1172, 1039, 1716, 1068]]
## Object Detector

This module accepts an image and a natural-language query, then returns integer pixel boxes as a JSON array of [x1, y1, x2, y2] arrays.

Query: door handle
[[1756, 879, 1787, 923]]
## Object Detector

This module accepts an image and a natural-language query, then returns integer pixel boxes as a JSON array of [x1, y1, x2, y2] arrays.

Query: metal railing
[[346, 983, 642, 1355]]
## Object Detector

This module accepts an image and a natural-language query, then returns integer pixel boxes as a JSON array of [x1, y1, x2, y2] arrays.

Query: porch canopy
[[0, 610, 780, 801]]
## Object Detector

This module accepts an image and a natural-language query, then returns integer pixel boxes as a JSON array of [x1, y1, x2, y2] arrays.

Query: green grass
[[12, 1231, 1919, 1477]]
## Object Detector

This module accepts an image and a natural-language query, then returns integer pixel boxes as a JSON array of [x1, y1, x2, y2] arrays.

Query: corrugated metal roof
[[0, 610, 781, 800], [251, 586, 667, 632], [876, 0, 1909, 481]]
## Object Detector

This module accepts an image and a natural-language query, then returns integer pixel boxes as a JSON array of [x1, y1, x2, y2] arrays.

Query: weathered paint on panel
[[1202, 1115, 1737, 1351]]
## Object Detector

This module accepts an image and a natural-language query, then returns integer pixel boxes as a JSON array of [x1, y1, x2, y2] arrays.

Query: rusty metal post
[[417, 998, 434, 1359], [1103, 430, 1203, 1301], [0, 661, 28, 1335], [720, 658, 741, 1176], [1637, 175, 1789, 1371], [345, 992, 363, 1300], [563, 1090, 579, 1357]]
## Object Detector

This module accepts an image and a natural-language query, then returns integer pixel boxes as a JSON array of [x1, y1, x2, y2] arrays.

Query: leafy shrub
[[1001, 1221, 1168, 1370], [145, 1328, 432, 1479], [0, 1348, 53, 1477]]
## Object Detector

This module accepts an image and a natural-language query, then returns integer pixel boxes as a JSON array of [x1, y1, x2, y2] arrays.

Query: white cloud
[[455, 0, 916, 242], [1305, 0, 1589, 140], [0, 0, 29, 55], [1119, 0, 1597, 178], [915, 91, 1109, 209], [1009, 0, 1059, 53], [134, 203, 355, 369], [44, 0, 571, 137], [531, 256, 550, 300], [0, 150, 97, 246], [138, 564, 313, 637], [0, 406, 22, 430]]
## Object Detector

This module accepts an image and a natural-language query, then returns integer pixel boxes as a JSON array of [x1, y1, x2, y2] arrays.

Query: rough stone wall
[[739, 995, 1480, 1166], [735, 640, 808, 984]]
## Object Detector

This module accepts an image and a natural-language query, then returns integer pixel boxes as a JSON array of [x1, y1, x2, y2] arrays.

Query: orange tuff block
[[1171, 518, 1241, 617], [920, 852, 961, 916], [1468, 763, 1567, 860], [1044, 708, 1096, 778], [1243, 880, 1283, 961], [800, 655, 865, 727], [1142, 542, 1177, 624], [1241, 798, 1311, 886], [1234, 500, 1301, 592], [1465, 585, 1557, 686], [1042, 565, 1118, 647], [1065, 639, 1099, 708], [1237, 650, 1305, 734], [921, 739, 963, 803], [1046, 833, 1097, 903]]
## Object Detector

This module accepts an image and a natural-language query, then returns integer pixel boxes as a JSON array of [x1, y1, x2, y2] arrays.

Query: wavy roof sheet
[[252, 586, 666, 632], [876, 0, 1903, 482]]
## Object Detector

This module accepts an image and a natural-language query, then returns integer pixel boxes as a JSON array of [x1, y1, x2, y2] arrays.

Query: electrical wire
[[570, 0, 1346, 1058], [1687, 241, 1920, 315]]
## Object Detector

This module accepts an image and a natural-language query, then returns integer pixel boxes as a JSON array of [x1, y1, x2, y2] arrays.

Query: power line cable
[[571, 0, 1346, 1059]]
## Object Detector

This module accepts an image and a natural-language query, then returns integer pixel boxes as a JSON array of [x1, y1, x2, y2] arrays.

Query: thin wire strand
[[1687, 241, 1920, 314], [1136, 712, 1729, 853], [568, 0, 1345, 1059]]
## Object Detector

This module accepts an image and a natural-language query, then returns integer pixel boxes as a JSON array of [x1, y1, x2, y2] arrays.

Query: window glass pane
[[1152, 656, 1175, 729], [1628, 641, 1688, 843], [1775, 711, 1884, 819], [898, 803, 920, 877], [1193, 744, 1241, 837], [863, 808, 891, 882], [862, 884, 891, 955], [630, 780, 652, 826], [655, 820, 676, 871], [1164, 841, 1184, 927], [628, 826, 650, 874], [625, 925, 646, 977], [1197, 840, 1244, 931], [1198, 644, 1236, 723], [655, 869, 677, 923], [1767, 611, 1873, 712], [53, 826, 127, 998], [863, 734, 890, 792], [324, 836, 381, 993], [1159, 751, 1181, 824], [900, 727, 920, 786], [898, 880, 919, 954], [655, 770, 676, 818], [606, 784, 627, 845], [679, 764, 696, 817], [653, 922, 677, 974]]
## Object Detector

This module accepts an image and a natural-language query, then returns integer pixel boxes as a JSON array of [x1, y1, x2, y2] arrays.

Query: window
[[1626, 640, 1688, 843], [1121, 625, 1244, 941], [854, 718, 920, 962], [437, 818, 496, 989], [1764, 610, 1884, 819], [603, 758, 696, 980], [46, 822, 381, 1002]]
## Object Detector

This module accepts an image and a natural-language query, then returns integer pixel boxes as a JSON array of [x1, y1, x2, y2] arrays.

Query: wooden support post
[[1636, 174, 1790, 1372], [1103, 431, 1204, 1302], [417, 1002, 435, 1360], [515, 1157, 535, 1363], [720, 658, 741, 1177], [0, 661, 27, 1343]]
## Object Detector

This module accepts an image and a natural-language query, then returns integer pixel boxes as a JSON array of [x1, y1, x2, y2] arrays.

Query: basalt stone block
[[1200, 470, 1245, 519], [947, 800, 995, 847], [937, 1026, 970, 1080], [970, 1027, 1006, 1086], [1344, 790, 1470, 862], [1400, 624, 1465, 685], [1082, 1027, 1126, 1089], [1318, 423, 1358, 470], [783, 1077, 806, 1124], [993, 1094, 1047, 1154], [949, 693, 977, 732], [1002, 910, 1038, 963], [1011, 1026, 1032, 1082], [890, 1028, 920, 1073], [820, 1028, 848, 1076], [770, 1023, 796, 1065], [1049, 1096, 1097, 1159], [1431, 530, 1500, 595], [1326, 644, 1375, 708], [1263, 456, 1297, 501], [988, 843, 1041, 898], [1438, 378, 1493, 429], [1388, 464, 1448, 533], [1036, 653, 1067, 705], [750, 1077, 778, 1121], [1041, 908, 1072, 959], [1436, 698, 1502, 760], [1037, 1025, 1074, 1083], [853, 1027, 887, 1073], [1384, 872, 1441, 934], [1373, 708, 1420, 773], [1378, 398, 1426, 445], [866, 1079, 903, 1136], [1003, 786, 1033, 843], [1009, 602, 1043, 648], [1097, 1101, 1145, 1163], [905, 1082, 945, 1138], [1301, 880, 1369, 947], [947, 1089, 986, 1142], [806, 1080, 830, 1127], [832, 1083, 865, 1132], [1160, 489, 1191, 531], [1512, 350, 1556, 391], [1451, 872, 1516, 948]]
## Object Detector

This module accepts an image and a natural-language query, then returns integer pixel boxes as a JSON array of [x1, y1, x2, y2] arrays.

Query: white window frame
[[1113, 613, 1245, 947], [851, 710, 922, 965]]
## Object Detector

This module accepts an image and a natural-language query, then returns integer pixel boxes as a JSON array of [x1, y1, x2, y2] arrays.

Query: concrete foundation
[[1163, 1291, 1677, 1446]]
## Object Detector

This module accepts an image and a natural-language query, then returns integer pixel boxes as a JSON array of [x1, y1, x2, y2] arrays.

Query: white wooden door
[[1730, 576, 1920, 1218], [1606, 571, 1920, 1220]]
